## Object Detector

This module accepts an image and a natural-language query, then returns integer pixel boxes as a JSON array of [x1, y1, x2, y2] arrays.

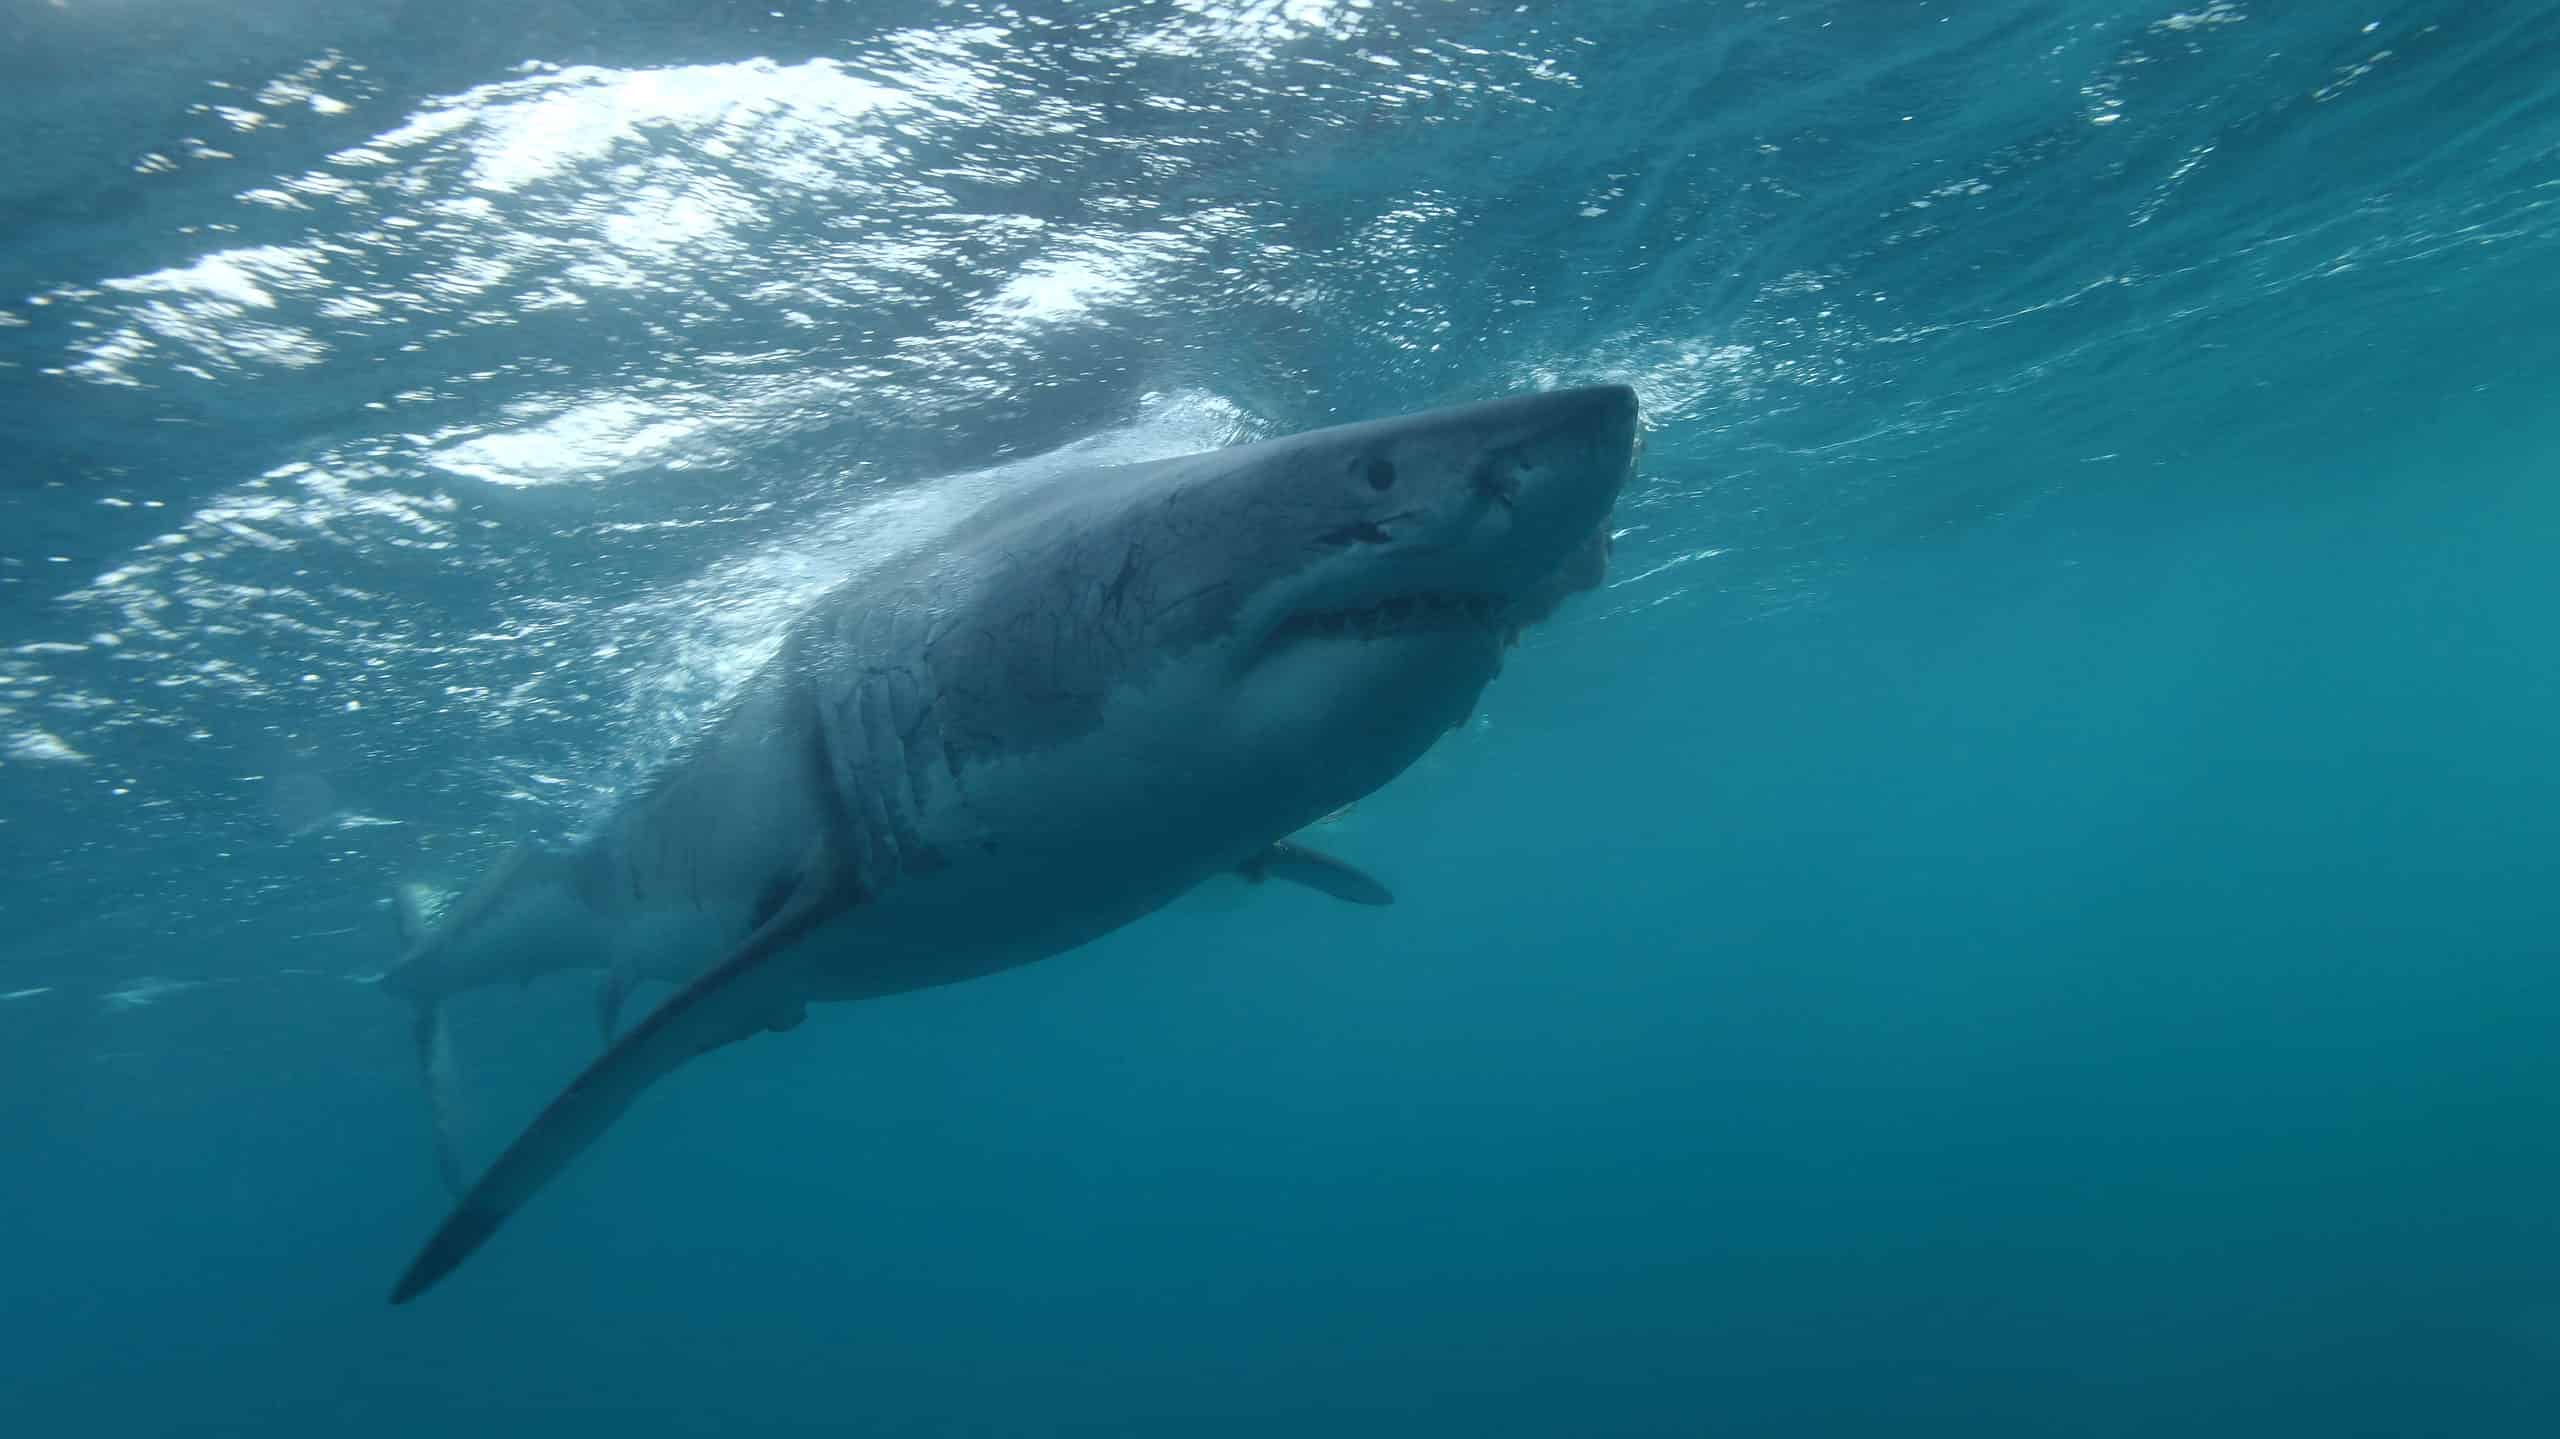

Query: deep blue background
[[6, 2, 2560, 1433]]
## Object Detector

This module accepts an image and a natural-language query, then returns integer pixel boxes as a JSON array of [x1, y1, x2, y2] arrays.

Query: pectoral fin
[[389, 862, 854, 1305], [1237, 840, 1394, 906]]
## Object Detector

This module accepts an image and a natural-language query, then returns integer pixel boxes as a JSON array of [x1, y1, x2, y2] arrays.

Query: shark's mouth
[[1272, 514, 1617, 656], [1275, 591, 1506, 644]]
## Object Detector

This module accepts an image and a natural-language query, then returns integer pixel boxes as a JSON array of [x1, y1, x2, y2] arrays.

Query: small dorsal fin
[[1237, 840, 1394, 906]]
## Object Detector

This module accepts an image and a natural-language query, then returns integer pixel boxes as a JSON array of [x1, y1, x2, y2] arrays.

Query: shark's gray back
[[387, 388, 1614, 1005], [541, 449, 1276, 994]]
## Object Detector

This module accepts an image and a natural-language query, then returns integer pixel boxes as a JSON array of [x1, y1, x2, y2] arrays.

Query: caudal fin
[[413, 999, 470, 1196], [387, 883, 472, 1195], [388, 863, 852, 1305], [596, 961, 638, 1047]]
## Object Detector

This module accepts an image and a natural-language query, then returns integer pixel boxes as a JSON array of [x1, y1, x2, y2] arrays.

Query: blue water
[[7, 1, 2560, 1432]]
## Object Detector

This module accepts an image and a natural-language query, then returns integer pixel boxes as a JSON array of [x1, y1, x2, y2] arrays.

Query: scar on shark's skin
[[379, 384, 1638, 1303]]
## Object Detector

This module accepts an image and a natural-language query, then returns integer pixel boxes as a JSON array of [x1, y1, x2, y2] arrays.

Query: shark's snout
[[1520, 381, 1638, 507], [1230, 384, 1639, 662], [1474, 382, 1637, 606]]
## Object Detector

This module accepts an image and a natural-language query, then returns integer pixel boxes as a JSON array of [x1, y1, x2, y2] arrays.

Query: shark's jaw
[[1203, 383, 1638, 809], [1260, 515, 1620, 659], [1237, 522, 1598, 755], [1242, 382, 1636, 667], [1248, 589, 1514, 745], [1268, 590, 1509, 647]]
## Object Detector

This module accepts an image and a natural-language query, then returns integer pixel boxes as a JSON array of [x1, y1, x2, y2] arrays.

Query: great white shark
[[379, 383, 1639, 1304]]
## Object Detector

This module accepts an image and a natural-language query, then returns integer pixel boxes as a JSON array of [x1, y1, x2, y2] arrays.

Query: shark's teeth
[[1281, 592, 1501, 642]]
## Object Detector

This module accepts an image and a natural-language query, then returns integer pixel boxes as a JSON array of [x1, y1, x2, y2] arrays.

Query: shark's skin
[[382, 383, 1639, 1303]]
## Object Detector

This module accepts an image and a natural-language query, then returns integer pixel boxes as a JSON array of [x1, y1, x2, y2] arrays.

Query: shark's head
[[921, 384, 1637, 847], [1178, 383, 1639, 812]]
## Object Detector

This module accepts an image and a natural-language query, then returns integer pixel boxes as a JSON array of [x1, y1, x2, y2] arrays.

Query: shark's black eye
[[1362, 457, 1396, 491]]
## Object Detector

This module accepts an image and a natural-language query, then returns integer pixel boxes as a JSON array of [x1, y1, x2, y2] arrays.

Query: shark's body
[[383, 384, 1638, 1303]]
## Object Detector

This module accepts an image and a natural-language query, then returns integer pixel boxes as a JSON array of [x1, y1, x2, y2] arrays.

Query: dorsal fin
[[393, 884, 438, 953], [439, 846, 546, 939]]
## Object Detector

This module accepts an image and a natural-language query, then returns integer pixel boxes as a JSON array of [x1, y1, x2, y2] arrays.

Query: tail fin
[[391, 881, 471, 1195], [413, 998, 470, 1195], [388, 859, 851, 1304]]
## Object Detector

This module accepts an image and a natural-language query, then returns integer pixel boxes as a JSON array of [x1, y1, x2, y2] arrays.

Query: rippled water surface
[[7, 2, 2560, 1433]]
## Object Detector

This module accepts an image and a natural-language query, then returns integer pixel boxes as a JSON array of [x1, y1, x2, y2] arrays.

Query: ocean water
[[6, 0, 2560, 1432]]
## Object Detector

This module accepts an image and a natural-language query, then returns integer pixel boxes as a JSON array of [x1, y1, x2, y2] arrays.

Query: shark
[[379, 383, 1639, 1304]]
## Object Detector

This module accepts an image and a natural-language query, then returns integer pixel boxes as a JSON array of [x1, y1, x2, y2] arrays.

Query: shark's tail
[[410, 998, 469, 1196], [389, 884, 471, 1196]]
